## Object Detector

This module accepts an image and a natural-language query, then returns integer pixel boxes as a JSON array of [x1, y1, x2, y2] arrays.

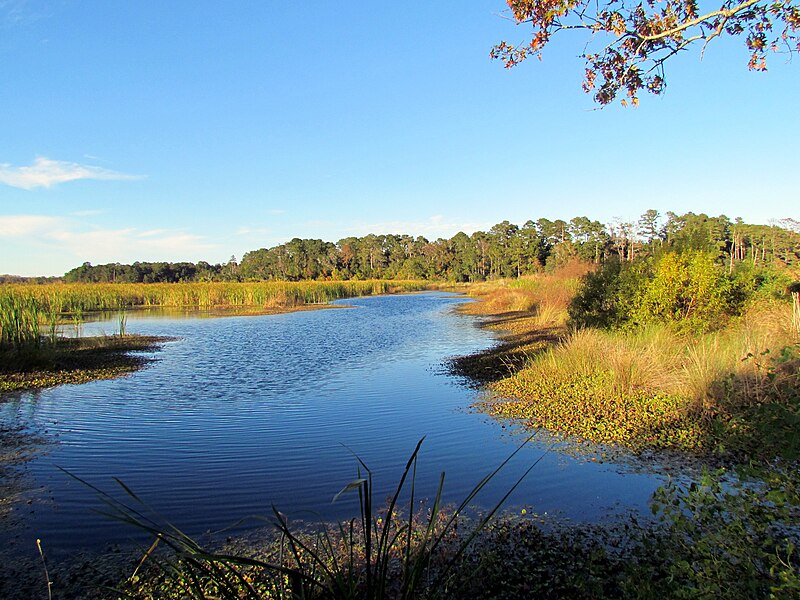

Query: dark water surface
[[1, 292, 663, 560]]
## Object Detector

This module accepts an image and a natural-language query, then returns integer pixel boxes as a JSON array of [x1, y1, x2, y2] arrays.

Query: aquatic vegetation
[[0, 280, 427, 358], [487, 371, 701, 453], [74, 437, 542, 599], [636, 466, 800, 599], [0, 335, 172, 393]]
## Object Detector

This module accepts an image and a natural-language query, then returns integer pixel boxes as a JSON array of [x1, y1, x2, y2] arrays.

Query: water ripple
[[0, 292, 665, 555]]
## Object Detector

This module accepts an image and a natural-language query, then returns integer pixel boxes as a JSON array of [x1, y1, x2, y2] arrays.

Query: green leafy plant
[[641, 467, 800, 599]]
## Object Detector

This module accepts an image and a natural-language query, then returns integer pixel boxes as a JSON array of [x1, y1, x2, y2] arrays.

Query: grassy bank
[[0, 335, 173, 393], [452, 264, 800, 463], [483, 302, 800, 461], [449, 264, 586, 383]]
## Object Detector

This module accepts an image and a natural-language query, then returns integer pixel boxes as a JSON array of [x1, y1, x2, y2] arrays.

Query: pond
[[0, 292, 664, 563]]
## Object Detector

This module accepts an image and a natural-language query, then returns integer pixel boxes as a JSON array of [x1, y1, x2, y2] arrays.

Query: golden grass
[[0, 280, 429, 352], [459, 263, 590, 328], [497, 302, 799, 420], [1, 280, 428, 313]]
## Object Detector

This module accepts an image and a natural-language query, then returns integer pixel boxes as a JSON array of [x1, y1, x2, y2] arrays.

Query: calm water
[[1, 292, 663, 560]]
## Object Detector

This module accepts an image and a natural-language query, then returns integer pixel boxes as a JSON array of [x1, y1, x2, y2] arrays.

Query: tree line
[[62, 211, 800, 283]]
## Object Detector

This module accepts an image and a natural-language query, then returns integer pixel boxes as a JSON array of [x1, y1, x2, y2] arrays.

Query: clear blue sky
[[1, 1, 797, 276]]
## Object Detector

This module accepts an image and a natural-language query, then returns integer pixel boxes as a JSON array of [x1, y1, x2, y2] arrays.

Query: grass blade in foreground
[[71, 435, 542, 599]]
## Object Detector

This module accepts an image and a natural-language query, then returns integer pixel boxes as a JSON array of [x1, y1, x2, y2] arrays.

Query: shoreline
[[2, 283, 798, 597], [0, 302, 344, 395], [0, 334, 174, 394], [449, 307, 564, 385]]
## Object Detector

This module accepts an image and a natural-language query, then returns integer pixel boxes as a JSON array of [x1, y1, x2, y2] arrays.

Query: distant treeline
[[63, 211, 800, 283], [0, 275, 63, 284], [64, 260, 237, 284]]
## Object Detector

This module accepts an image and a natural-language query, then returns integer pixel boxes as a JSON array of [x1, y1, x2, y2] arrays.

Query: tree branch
[[633, 0, 762, 42]]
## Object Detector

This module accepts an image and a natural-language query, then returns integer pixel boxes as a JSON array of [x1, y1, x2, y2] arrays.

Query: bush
[[569, 251, 746, 333]]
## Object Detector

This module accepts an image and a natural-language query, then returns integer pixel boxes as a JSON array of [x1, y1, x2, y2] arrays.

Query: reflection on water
[[0, 292, 664, 561]]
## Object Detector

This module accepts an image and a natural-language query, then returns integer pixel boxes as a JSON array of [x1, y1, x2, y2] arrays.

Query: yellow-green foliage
[[632, 251, 733, 331], [569, 251, 744, 332], [488, 303, 800, 455]]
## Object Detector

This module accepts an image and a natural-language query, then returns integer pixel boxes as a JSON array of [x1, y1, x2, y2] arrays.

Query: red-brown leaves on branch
[[493, 0, 799, 105]]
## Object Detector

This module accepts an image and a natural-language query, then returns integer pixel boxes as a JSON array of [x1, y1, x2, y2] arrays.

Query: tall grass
[[0, 291, 42, 350], [0, 280, 428, 352], [512, 303, 798, 407], [2, 280, 427, 312], [462, 264, 588, 328]]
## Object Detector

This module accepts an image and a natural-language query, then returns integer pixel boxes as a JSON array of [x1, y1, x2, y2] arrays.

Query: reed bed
[[0, 280, 428, 352]]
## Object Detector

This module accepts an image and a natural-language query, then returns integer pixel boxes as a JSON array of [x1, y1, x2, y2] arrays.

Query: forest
[[61, 211, 800, 283]]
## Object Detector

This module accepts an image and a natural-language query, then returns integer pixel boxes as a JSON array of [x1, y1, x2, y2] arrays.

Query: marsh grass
[[117, 309, 128, 337], [460, 267, 586, 328], [2, 280, 427, 314], [0, 292, 42, 350], [68, 437, 542, 600], [0, 280, 427, 355], [488, 301, 800, 458]]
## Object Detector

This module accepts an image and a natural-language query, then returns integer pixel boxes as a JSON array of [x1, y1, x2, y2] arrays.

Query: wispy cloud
[[47, 227, 214, 258], [0, 0, 51, 27], [0, 214, 62, 236], [236, 226, 273, 236], [0, 214, 217, 271], [0, 157, 142, 190], [70, 209, 106, 217]]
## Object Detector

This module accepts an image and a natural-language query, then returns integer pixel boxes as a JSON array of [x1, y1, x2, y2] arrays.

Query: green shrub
[[569, 251, 747, 333]]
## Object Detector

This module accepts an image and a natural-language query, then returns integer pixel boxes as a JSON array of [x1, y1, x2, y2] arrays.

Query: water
[[0, 292, 663, 561]]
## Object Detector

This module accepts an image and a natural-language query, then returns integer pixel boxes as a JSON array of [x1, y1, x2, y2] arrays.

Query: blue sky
[[1, 1, 797, 276]]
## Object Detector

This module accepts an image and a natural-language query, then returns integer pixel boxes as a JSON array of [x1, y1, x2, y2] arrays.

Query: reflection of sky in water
[[0, 292, 665, 560]]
